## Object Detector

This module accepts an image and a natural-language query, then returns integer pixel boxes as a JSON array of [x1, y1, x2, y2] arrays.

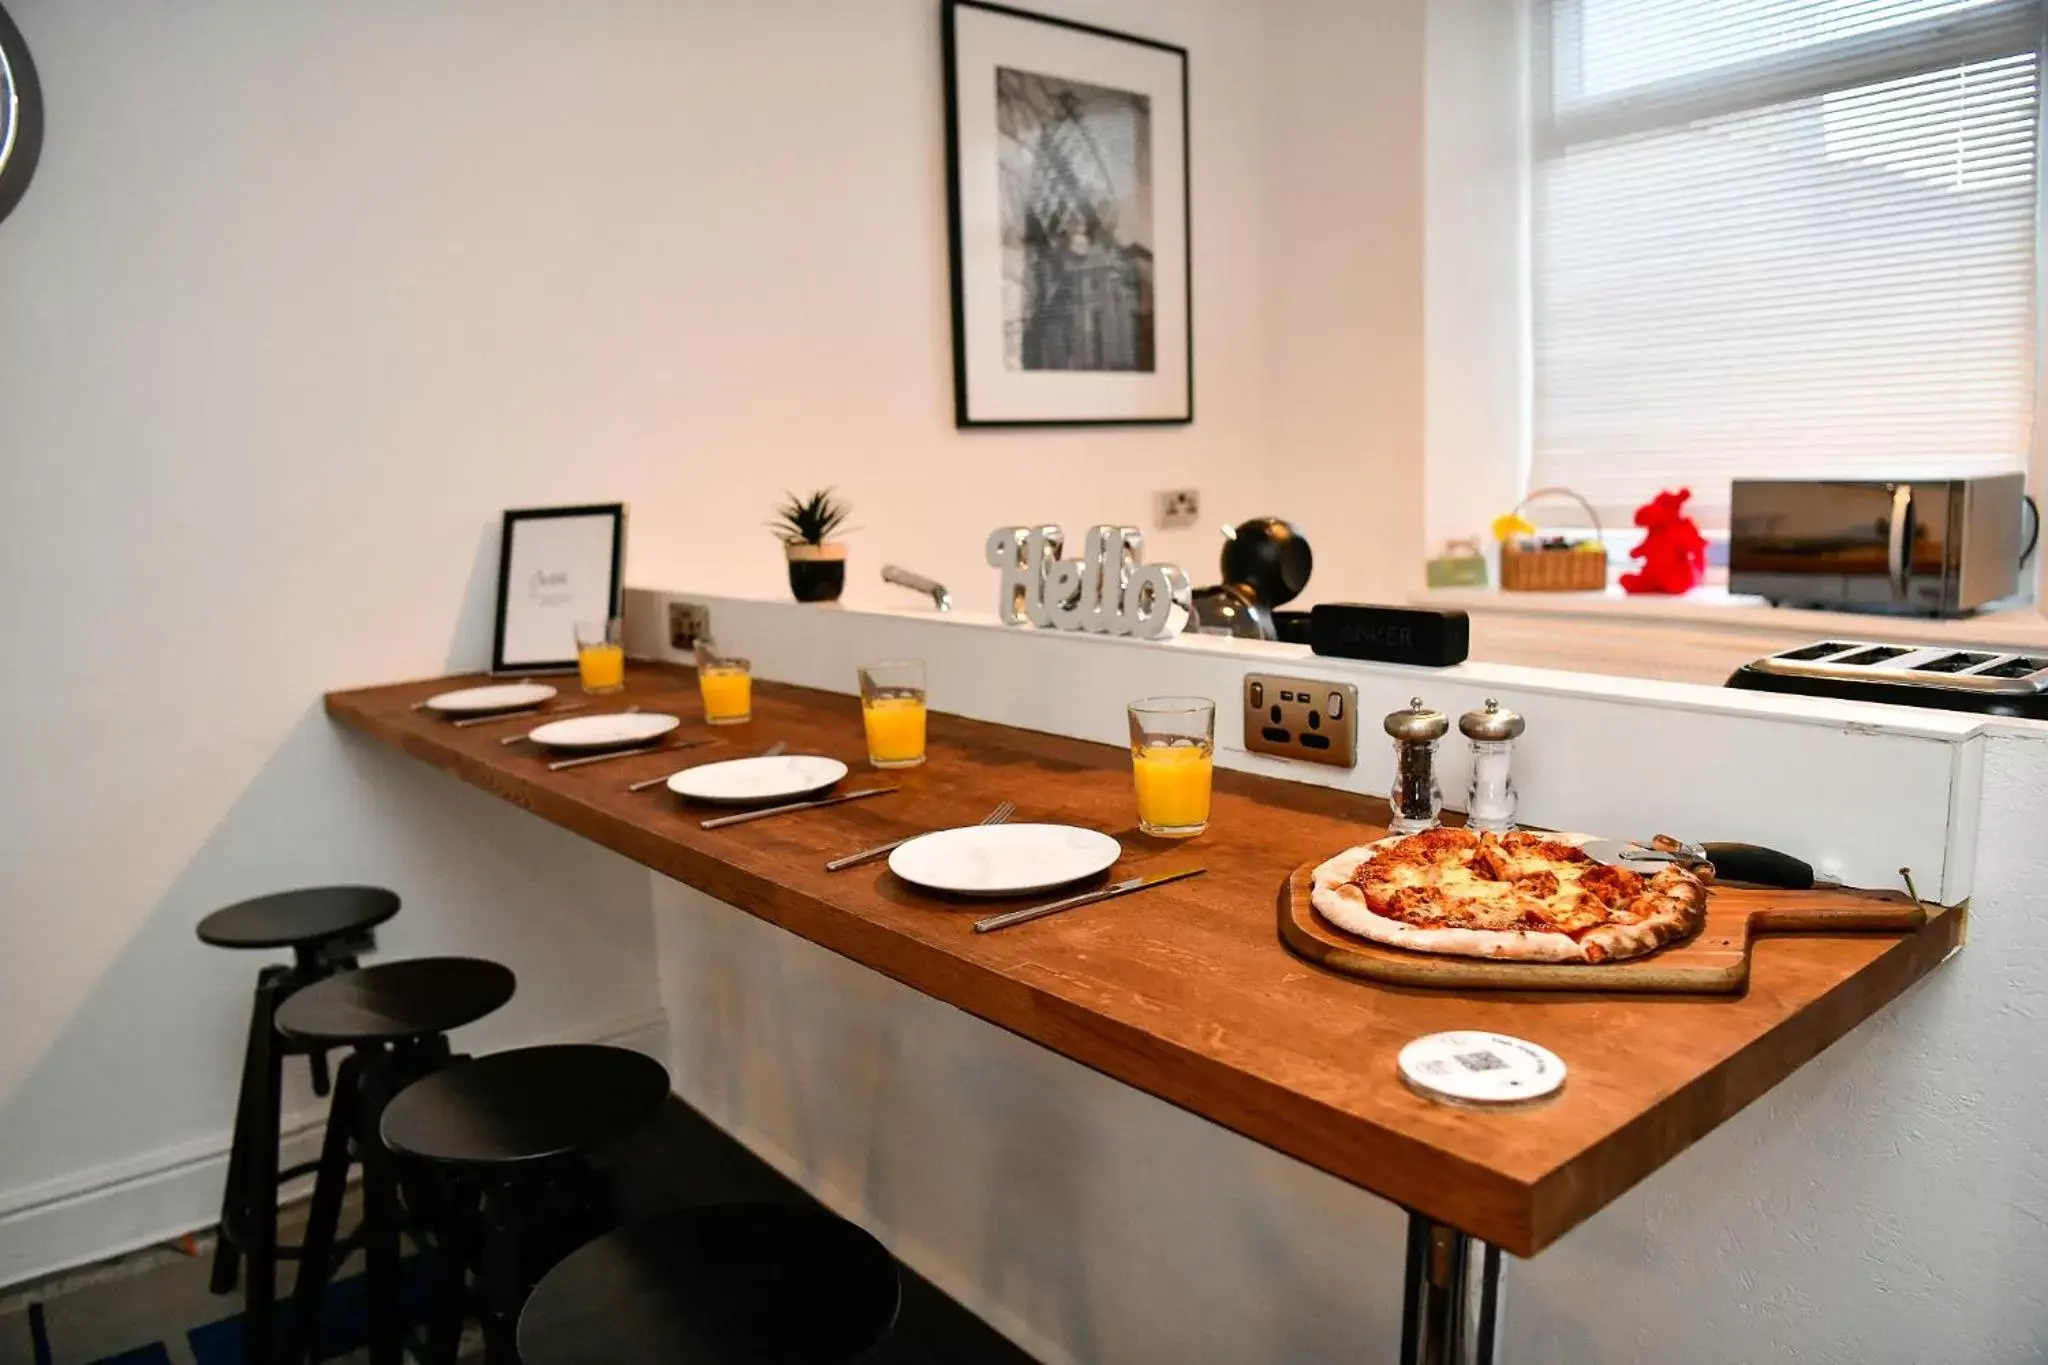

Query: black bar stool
[[275, 956, 517, 1365], [196, 886, 401, 1363], [380, 1043, 671, 1365], [516, 1204, 902, 1365]]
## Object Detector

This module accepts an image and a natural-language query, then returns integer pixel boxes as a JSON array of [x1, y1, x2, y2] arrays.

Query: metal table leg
[[1399, 1210, 1501, 1365]]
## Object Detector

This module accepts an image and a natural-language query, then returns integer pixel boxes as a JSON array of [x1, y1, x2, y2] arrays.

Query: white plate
[[525, 712, 681, 751], [423, 683, 559, 716], [665, 754, 849, 806], [888, 824, 1122, 898]]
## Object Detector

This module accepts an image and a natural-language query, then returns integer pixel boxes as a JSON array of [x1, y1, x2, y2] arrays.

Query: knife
[[972, 867, 1206, 934], [546, 737, 715, 772], [451, 701, 590, 728], [699, 786, 899, 830]]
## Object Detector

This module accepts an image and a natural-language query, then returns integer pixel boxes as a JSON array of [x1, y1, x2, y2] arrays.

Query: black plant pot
[[786, 547, 846, 603]]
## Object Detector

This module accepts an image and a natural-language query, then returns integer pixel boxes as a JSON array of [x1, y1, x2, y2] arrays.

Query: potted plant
[[771, 488, 852, 603]]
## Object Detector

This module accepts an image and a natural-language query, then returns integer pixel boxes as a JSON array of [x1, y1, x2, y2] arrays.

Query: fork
[[627, 739, 786, 792], [825, 800, 1016, 872]]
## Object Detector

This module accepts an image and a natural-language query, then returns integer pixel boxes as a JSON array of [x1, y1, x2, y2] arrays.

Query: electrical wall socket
[[1154, 488, 1201, 529], [1241, 673, 1359, 770], [668, 600, 711, 651]]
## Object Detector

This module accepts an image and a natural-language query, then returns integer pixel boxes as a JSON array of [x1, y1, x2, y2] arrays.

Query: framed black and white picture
[[943, 0, 1191, 427], [490, 503, 626, 674]]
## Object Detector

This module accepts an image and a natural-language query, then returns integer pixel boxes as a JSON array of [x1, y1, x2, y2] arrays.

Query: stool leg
[[479, 1190, 522, 1365], [208, 971, 274, 1295], [306, 1046, 333, 1098], [285, 1053, 358, 1365], [425, 1177, 479, 1365], [242, 970, 287, 1365], [355, 1049, 404, 1365]]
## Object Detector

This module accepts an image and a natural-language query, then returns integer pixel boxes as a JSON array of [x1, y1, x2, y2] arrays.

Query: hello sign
[[986, 525, 1192, 639]]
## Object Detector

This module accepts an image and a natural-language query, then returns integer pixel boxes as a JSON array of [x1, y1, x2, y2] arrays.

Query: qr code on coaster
[[1455, 1050, 1507, 1073]]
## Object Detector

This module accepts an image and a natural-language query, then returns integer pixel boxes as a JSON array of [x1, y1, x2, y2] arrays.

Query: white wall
[[1423, 0, 1527, 557], [0, 0, 1301, 1284], [1262, 0, 1430, 603]]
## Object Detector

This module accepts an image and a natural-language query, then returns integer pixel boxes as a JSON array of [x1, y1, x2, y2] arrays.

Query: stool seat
[[517, 1204, 901, 1365], [380, 1043, 668, 1168], [197, 886, 399, 950], [275, 957, 516, 1045]]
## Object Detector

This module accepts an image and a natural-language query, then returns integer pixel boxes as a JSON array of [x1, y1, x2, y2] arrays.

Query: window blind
[[1532, 0, 2042, 523]]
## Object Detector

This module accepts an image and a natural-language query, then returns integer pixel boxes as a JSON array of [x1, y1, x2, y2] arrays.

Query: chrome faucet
[[881, 565, 953, 612]]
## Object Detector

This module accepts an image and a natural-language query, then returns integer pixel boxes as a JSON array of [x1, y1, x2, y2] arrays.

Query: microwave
[[1729, 475, 2028, 617]]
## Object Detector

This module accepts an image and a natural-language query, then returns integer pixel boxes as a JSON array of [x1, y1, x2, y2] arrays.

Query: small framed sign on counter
[[491, 503, 625, 674]]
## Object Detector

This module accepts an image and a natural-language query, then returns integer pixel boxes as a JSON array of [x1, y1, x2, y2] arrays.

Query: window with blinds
[[1531, 0, 2042, 524]]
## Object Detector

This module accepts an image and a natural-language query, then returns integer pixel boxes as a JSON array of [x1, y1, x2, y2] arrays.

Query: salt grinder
[[1459, 698, 1525, 833], [1384, 697, 1448, 834]]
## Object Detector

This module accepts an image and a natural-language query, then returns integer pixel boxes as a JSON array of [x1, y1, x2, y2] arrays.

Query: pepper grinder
[[1459, 698, 1525, 833], [1384, 697, 1448, 834]]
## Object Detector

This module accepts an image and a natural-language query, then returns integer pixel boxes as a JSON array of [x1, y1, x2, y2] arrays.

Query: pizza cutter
[[1582, 836, 1838, 890]]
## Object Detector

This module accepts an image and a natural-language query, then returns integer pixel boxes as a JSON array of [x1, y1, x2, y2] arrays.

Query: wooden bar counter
[[326, 665, 1961, 1258]]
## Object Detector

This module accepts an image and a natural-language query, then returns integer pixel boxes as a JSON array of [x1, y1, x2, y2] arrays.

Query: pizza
[[1309, 827, 1711, 964]]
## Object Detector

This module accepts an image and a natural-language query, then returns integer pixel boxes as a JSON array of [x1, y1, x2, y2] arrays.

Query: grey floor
[[0, 1191, 473, 1365], [1, 1097, 1037, 1365]]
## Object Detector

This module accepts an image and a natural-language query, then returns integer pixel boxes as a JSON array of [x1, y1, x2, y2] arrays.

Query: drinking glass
[[859, 660, 927, 769], [694, 639, 752, 725], [1128, 697, 1215, 838], [574, 618, 625, 694]]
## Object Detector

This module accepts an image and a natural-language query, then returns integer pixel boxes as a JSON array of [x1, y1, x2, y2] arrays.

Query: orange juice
[[577, 643, 625, 693], [699, 665, 752, 725], [1132, 743, 1212, 836], [863, 694, 927, 768]]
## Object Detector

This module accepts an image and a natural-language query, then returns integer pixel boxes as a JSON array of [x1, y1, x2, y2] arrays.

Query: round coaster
[[1398, 1031, 1566, 1107]]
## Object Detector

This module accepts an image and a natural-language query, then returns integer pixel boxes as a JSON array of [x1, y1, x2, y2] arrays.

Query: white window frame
[[1436, 0, 2048, 612]]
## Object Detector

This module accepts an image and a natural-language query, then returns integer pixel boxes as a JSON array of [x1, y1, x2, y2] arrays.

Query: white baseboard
[[0, 1008, 668, 1292]]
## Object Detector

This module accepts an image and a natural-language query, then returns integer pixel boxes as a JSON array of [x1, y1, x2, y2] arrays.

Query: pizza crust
[[1576, 869, 1708, 963], [1309, 835, 1708, 965]]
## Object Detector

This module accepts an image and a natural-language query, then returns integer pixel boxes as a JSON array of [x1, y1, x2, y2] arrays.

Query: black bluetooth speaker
[[1308, 603, 1470, 667]]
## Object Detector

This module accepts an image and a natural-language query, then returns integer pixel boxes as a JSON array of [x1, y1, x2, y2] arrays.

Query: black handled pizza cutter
[[1581, 836, 1839, 890]]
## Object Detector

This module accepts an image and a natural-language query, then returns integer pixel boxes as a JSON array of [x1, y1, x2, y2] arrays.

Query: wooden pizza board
[[1279, 861, 1932, 995]]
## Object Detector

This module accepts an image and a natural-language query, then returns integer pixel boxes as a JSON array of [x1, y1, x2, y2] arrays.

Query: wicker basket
[[1499, 487, 1608, 592]]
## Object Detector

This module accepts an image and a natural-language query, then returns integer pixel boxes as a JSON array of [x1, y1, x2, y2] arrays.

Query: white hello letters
[[986, 525, 1192, 639]]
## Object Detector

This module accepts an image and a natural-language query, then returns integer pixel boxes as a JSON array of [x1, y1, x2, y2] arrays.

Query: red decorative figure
[[1619, 487, 1707, 595]]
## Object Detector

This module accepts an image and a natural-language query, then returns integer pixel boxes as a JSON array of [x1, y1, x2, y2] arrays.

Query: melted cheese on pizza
[[1348, 828, 1650, 938]]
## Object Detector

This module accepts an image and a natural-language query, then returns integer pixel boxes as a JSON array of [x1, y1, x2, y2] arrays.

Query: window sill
[[1413, 585, 2048, 646], [1408, 586, 2048, 685]]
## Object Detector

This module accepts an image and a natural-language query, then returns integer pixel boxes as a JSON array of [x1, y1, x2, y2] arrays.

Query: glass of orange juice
[[693, 639, 752, 725], [859, 660, 927, 769], [1129, 697, 1215, 838], [574, 618, 626, 694]]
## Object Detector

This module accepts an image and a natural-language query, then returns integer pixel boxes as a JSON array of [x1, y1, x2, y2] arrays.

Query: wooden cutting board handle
[[1747, 899, 1925, 934]]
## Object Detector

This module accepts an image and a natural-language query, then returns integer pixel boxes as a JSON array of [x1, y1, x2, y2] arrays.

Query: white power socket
[[1154, 488, 1201, 529]]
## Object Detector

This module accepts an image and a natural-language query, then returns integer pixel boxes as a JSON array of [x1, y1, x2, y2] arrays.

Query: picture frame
[[490, 503, 626, 675], [943, 0, 1192, 427]]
